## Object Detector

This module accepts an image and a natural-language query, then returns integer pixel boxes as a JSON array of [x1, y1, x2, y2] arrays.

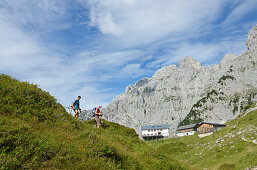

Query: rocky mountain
[[80, 24, 257, 136]]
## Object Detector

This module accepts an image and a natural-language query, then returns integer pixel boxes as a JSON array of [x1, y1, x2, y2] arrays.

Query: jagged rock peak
[[80, 23, 257, 137], [246, 24, 257, 51], [135, 78, 151, 87], [152, 56, 202, 79], [153, 65, 176, 79], [178, 56, 202, 70], [220, 54, 238, 65]]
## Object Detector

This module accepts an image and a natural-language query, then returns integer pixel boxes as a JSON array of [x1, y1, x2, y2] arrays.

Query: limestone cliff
[[80, 24, 257, 136]]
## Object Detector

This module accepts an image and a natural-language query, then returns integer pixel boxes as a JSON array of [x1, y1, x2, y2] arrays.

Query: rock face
[[80, 24, 257, 136]]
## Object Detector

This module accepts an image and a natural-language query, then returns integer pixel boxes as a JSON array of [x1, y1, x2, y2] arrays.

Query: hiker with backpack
[[72, 96, 81, 119], [92, 105, 102, 128]]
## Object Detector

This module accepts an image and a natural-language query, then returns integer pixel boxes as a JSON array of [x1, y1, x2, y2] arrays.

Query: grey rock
[[80, 24, 257, 137]]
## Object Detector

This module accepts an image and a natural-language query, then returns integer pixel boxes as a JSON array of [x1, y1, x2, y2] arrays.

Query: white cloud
[[0, 0, 69, 33], [0, 18, 56, 73], [145, 35, 247, 69], [0, 9, 150, 109], [83, 0, 229, 47], [221, 0, 257, 27], [0, 0, 256, 112], [0, 2, 100, 109], [90, 10, 123, 36], [81, 50, 143, 68], [117, 63, 151, 78]]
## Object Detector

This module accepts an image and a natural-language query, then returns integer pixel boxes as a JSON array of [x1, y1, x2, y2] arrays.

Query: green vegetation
[[164, 95, 179, 102], [218, 75, 235, 85], [179, 90, 219, 126], [247, 94, 254, 106], [179, 103, 204, 126], [227, 65, 234, 73], [179, 108, 204, 126], [149, 103, 257, 170], [0, 74, 186, 169], [0, 74, 65, 123], [229, 93, 240, 115], [1, 74, 256, 169], [143, 87, 155, 95], [229, 92, 257, 115], [207, 90, 218, 98]]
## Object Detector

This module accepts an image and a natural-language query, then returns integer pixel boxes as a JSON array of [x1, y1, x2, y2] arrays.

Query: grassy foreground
[[148, 103, 257, 170], [1, 74, 256, 169], [0, 74, 186, 169]]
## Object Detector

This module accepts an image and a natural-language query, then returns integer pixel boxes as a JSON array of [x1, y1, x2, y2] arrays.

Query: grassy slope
[[1, 74, 256, 169], [0, 74, 186, 169], [148, 103, 257, 170]]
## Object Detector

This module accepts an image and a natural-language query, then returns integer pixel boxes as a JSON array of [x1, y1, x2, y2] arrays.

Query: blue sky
[[0, 0, 257, 110]]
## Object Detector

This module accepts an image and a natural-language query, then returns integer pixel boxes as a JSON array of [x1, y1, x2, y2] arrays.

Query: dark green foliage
[[218, 75, 235, 85], [207, 90, 218, 98], [194, 100, 203, 108], [247, 94, 254, 106], [232, 94, 240, 103], [230, 94, 240, 114], [243, 105, 251, 112], [233, 105, 239, 114], [179, 108, 204, 126], [219, 96, 225, 100], [179, 106, 204, 126], [227, 65, 234, 73], [179, 89, 223, 126], [143, 87, 155, 95], [230, 93, 257, 115]]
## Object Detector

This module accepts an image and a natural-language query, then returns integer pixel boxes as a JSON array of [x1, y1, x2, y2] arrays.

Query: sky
[[0, 0, 257, 110]]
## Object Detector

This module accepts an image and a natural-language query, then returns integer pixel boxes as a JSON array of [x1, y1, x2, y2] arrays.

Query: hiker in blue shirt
[[72, 96, 81, 119]]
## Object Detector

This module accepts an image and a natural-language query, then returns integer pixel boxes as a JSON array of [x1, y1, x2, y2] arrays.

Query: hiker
[[72, 96, 81, 119], [95, 105, 102, 128]]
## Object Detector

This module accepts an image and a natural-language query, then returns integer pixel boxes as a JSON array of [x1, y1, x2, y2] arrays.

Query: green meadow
[[0, 74, 186, 169], [148, 104, 257, 170], [1, 74, 256, 169]]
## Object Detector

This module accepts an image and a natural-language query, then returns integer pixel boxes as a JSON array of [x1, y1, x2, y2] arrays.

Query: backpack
[[92, 107, 96, 117]]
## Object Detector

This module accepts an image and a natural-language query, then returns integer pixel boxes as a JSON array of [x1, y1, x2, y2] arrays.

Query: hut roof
[[141, 124, 169, 130], [199, 122, 226, 126], [177, 124, 198, 130]]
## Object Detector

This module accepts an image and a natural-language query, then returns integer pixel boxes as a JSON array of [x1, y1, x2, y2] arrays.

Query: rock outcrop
[[80, 24, 257, 137]]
